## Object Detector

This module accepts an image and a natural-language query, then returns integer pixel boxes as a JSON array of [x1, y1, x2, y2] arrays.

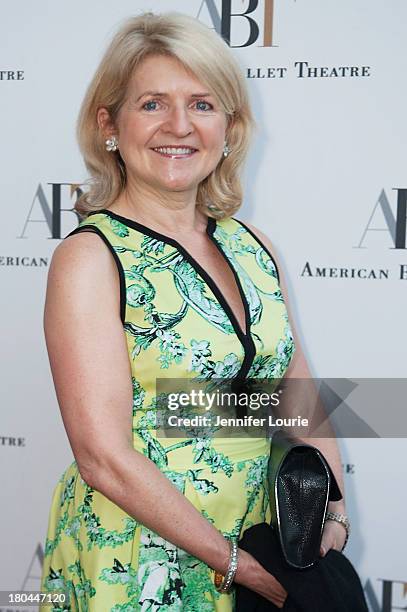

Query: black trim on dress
[[89, 209, 257, 382], [206, 216, 256, 382], [234, 218, 281, 284], [64, 225, 127, 326]]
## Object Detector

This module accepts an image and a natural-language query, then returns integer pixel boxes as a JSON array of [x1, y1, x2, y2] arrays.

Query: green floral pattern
[[40, 213, 295, 611]]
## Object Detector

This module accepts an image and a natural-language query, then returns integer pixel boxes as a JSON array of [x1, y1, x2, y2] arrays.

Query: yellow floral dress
[[40, 210, 296, 611]]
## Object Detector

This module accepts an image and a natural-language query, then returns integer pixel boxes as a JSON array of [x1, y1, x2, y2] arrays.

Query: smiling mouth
[[151, 146, 198, 158]]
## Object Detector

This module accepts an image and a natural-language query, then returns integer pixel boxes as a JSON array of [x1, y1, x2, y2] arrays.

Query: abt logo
[[197, 0, 284, 47], [356, 188, 407, 249], [364, 577, 407, 611], [19, 183, 83, 239]]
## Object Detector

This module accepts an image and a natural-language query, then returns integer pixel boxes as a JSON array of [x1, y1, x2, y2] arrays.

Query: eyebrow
[[135, 91, 212, 102]]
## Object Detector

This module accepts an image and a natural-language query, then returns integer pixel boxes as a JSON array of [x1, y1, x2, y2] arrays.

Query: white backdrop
[[1, 1, 406, 610]]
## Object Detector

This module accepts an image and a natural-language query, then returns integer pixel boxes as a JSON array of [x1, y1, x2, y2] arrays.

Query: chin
[[158, 178, 198, 192]]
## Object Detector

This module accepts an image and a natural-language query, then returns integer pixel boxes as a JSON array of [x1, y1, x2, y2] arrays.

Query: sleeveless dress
[[40, 209, 296, 612]]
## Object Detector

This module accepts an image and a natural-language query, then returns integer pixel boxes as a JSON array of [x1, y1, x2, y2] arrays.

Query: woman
[[40, 12, 348, 611]]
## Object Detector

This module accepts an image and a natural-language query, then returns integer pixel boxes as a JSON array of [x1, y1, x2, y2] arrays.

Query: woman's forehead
[[129, 55, 211, 94]]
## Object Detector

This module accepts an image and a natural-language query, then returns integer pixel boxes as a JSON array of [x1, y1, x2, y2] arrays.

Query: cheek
[[118, 117, 159, 148], [201, 124, 226, 151]]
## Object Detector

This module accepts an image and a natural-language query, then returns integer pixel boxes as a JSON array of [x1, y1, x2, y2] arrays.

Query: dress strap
[[232, 218, 281, 283]]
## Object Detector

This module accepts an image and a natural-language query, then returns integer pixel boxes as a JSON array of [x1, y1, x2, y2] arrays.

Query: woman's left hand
[[319, 519, 347, 556]]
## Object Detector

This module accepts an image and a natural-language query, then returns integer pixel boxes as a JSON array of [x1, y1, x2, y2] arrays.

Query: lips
[[151, 146, 198, 156]]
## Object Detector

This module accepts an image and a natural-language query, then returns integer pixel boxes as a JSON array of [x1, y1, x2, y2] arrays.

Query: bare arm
[[43, 231, 287, 606], [44, 232, 232, 571], [243, 222, 346, 516]]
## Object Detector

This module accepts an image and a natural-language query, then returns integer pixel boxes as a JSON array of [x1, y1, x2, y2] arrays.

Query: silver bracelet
[[325, 511, 351, 552], [214, 539, 239, 593]]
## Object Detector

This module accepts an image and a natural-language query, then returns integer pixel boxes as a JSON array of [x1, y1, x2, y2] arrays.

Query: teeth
[[154, 147, 195, 155]]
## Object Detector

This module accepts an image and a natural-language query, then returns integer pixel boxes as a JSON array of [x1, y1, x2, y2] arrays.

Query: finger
[[274, 587, 287, 602], [320, 541, 332, 556], [275, 583, 287, 598], [275, 590, 286, 604], [270, 576, 287, 596], [272, 595, 285, 608], [269, 586, 286, 604], [271, 589, 286, 605], [320, 534, 334, 556], [275, 594, 287, 608]]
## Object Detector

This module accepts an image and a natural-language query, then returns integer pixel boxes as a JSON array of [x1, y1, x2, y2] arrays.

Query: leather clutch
[[267, 429, 343, 569]]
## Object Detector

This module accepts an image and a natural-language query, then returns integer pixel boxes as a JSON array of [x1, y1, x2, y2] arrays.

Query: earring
[[105, 135, 119, 152], [208, 202, 221, 211], [223, 141, 231, 158]]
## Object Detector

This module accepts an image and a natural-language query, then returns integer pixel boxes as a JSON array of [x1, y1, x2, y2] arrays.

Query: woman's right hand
[[234, 548, 288, 609]]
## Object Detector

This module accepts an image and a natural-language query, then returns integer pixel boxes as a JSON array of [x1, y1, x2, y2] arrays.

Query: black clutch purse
[[267, 429, 343, 570]]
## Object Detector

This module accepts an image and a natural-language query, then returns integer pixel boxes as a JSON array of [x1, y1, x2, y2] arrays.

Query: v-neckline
[[92, 208, 252, 342]]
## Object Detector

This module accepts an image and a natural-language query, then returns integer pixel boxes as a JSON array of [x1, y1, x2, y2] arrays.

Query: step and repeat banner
[[1, 1, 406, 610]]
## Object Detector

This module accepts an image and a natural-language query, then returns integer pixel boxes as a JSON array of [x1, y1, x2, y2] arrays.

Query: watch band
[[325, 511, 350, 551]]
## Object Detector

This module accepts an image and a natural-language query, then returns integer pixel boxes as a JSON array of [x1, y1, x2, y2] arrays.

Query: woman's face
[[109, 54, 228, 197]]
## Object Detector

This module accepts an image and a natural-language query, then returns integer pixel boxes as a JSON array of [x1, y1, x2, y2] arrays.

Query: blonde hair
[[76, 11, 255, 219]]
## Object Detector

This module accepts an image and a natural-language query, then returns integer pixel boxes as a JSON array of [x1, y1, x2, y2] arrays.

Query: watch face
[[214, 571, 224, 589]]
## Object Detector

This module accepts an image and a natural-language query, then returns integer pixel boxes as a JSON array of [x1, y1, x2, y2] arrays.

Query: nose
[[161, 104, 193, 137]]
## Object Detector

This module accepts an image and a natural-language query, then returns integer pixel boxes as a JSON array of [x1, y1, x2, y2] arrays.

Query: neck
[[113, 176, 207, 235]]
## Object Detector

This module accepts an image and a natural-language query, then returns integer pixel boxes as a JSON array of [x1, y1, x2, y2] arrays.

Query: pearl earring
[[105, 135, 119, 152], [223, 142, 231, 158]]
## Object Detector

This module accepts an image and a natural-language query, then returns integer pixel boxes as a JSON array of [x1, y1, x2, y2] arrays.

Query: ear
[[97, 107, 116, 138]]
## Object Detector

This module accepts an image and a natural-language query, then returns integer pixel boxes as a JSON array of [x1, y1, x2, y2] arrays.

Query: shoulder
[[50, 228, 117, 280], [45, 229, 120, 322]]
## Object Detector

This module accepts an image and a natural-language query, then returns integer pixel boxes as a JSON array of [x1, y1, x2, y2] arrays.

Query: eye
[[194, 100, 213, 112], [142, 99, 160, 111]]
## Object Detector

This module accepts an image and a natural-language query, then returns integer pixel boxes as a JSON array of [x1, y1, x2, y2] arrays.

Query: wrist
[[214, 539, 238, 593], [234, 549, 264, 587], [215, 536, 233, 576], [328, 499, 346, 514], [325, 511, 350, 551]]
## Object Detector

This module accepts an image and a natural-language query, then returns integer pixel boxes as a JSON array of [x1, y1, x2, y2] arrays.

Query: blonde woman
[[40, 12, 347, 611]]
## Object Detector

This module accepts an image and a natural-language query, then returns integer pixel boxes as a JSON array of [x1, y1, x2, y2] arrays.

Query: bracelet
[[214, 539, 239, 593], [325, 511, 351, 552]]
